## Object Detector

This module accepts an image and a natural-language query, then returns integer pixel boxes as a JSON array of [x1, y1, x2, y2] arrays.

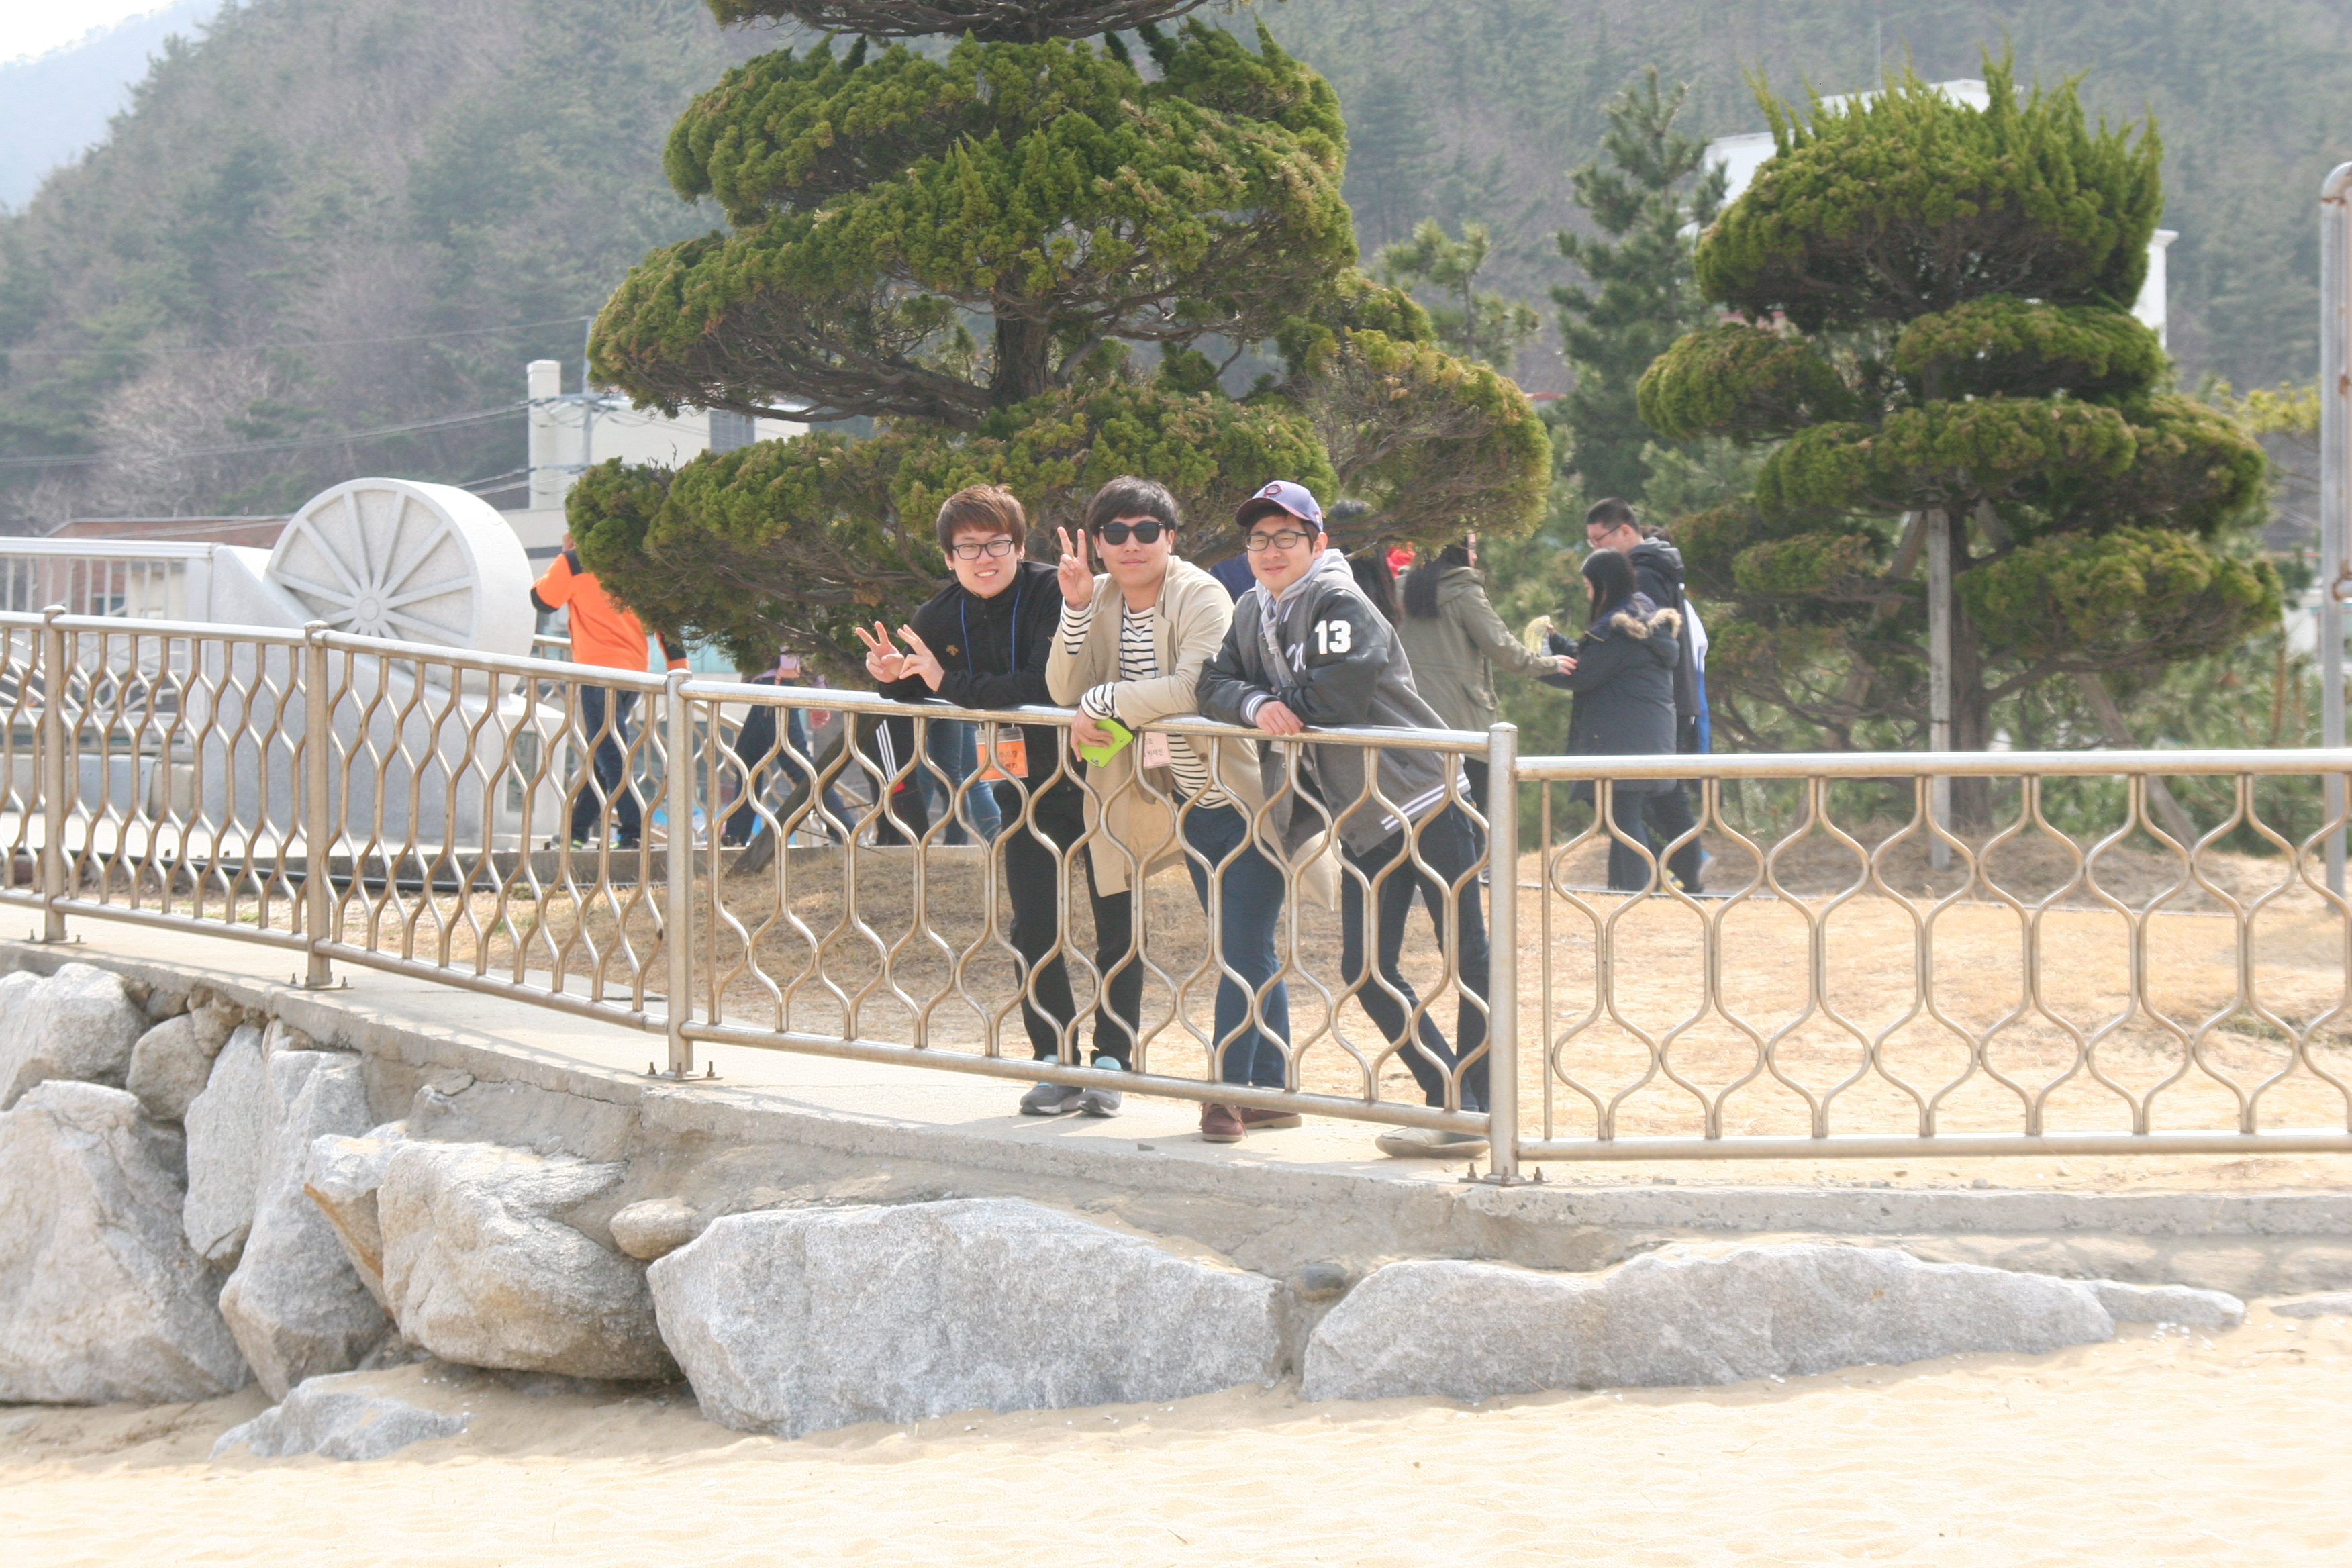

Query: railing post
[[1483, 722, 1521, 1181], [663, 668, 694, 1078], [301, 622, 334, 988], [37, 605, 66, 942]]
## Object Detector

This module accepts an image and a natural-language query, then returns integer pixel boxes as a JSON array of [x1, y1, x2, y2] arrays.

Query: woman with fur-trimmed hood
[[1541, 548, 1684, 892]]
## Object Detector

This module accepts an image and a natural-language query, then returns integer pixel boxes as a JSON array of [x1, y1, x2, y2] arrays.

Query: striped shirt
[[1059, 597, 1225, 807]]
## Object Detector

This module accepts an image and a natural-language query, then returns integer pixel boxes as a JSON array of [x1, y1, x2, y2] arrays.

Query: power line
[[0, 401, 524, 472], [0, 314, 595, 360]]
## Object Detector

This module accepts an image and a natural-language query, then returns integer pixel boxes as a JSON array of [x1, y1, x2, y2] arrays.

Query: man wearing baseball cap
[[1195, 480, 1493, 1159]]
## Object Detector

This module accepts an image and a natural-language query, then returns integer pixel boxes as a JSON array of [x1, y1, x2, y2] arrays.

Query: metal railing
[[0, 539, 215, 620], [5, 605, 2350, 1174]]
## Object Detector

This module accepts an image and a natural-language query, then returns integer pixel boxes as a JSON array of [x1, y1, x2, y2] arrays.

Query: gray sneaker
[[1019, 1082, 1085, 1116], [1077, 1087, 1123, 1117], [1373, 1126, 1491, 1159]]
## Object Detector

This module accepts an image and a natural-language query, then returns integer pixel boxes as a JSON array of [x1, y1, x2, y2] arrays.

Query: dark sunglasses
[[1091, 521, 1167, 546]]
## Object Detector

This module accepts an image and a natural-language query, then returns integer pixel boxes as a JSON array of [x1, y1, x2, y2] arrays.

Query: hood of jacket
[[1428, 562, 1487, 609], [1254, 546, 1359, 677], [1600, 603, 1682, 642], [1628, 537, 1685, 579]]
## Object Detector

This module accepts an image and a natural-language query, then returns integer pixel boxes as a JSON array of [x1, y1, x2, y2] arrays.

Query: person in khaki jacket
[[1396, 534, 1571, 816], [1046, 476, 1297, 1147]]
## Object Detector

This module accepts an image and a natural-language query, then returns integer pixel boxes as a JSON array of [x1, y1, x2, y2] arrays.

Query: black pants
[[720, 678, 824, 846], [1463, 758, 1489, 820], [994, 779, 1140, 1069], [569, 685, 642, 844], [858, 713, 932, 846], [1340, 804, 1491, 1111], [1606, 783, 1702, 892]]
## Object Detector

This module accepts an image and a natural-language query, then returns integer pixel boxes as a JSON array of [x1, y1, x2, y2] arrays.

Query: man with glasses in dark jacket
[[1197, 481, 1493, 1161], [857, 485, 1134, 1117]]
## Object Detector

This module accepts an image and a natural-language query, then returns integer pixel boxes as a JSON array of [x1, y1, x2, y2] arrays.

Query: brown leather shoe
[[1199, 1104, 1245, 1143], [1238, 1108, 1302, 1129]]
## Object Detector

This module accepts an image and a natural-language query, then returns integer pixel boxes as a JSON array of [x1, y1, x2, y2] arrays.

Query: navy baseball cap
[[1234, 479, 1325, 532]]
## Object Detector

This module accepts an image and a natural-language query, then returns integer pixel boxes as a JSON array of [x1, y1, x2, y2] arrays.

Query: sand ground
[[5, 1304, 2347, 1567]]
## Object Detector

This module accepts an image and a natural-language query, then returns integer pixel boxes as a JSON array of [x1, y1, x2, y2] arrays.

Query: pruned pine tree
[[705, 0, 1219, 40], [578, 5, 1549, 675], [1553, 65, 1725, 503], [1375, 219, 1541, 371], [1638, 58, 2273, 781]]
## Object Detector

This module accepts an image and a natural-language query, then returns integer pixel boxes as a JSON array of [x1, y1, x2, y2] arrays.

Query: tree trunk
[[1947, 548, 1995, 828], [989, 315, 1054, 407], [2073, 670, 2199, 846]]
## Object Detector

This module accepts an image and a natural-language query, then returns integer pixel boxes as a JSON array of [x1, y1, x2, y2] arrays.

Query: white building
[[1704, 80, 2176, 346], [504, 358, 804, 562]]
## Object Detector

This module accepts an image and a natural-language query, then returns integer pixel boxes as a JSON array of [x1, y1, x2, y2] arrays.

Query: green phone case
[[1074, 716, 1134, 768]]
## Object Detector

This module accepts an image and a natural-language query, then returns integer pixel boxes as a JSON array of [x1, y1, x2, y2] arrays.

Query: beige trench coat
[[1045, 558, 1334, 904]]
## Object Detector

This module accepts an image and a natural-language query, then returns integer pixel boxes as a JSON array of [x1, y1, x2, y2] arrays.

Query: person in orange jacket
[[530, 537, 687, 849]]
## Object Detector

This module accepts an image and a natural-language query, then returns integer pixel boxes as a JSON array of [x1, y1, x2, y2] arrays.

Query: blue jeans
[[924, 718, 1002, 846], [1180, 801, 1291, 1089], [720, 683, 848, 844], [569, 684, 642, 844]]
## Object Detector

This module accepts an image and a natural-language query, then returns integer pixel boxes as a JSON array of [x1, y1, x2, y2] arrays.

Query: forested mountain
[[0, 0, 767, 526], [1, 0, 2345, 528], [1288, 0, 2352, 399], [0, 2, 215, 209]]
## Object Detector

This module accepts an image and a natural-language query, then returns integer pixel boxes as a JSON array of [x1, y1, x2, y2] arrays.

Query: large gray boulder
[[0, 963, 148, 1108], [0, 1081, 250, 1402], [212, 1371, 467, 1461], [181, 1025, 268, 1267], [126, 1007, 236, 1122], [649, 1198, 1285, 1438], [377, 1141, 669, 1380], [1303, 1244, 2117, 1403], [217, 1051, 389, 1398], [2090, 1280, 2244, 1328], [303, 1132, 406, 1308]]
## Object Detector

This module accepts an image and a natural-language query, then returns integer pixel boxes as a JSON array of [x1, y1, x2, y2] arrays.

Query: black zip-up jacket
[[877, 559, 1065, 787], [1541, 597, 1683, 796], [1627, 538, 1700, 750]]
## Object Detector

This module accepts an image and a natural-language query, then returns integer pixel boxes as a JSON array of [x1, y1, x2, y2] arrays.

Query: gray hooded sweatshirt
[[1195, 548, 1466, 857]]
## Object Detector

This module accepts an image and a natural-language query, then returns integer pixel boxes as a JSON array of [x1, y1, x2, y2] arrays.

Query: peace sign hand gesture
[[895, 624, 946, 693], [1055, 526, 1094, 610], [852, 620, 907, 685]]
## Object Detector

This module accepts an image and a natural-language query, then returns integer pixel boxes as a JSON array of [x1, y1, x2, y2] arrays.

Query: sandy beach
[[5, 1302, 2345, 1567]]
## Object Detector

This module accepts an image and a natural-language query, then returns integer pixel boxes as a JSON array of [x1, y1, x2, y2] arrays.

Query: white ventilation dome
[[266, 478, 534, 656]]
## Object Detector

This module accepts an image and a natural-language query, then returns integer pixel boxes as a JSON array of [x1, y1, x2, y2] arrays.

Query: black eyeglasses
[[948, 537, 1020, 560], [1091, 521, 1167, 546], [1244, 529, 1314, 552]]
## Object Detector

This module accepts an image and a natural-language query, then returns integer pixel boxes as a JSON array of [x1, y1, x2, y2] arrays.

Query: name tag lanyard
[[963, 576, 1028, 780]]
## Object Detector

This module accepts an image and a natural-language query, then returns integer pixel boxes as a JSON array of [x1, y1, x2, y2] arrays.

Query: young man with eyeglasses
[[857, 484, 1132, 1116], [1197, 481, 1494, 1159], [1046, 476, 1297, 1146]]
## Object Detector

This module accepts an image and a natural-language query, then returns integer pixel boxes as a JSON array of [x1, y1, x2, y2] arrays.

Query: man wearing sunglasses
[[1047, 477, 1300, 1144], [1197, 481, 1493, 1161]]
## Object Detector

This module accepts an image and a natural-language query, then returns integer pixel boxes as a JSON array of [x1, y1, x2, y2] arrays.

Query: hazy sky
[[0, 1, 165, 66]]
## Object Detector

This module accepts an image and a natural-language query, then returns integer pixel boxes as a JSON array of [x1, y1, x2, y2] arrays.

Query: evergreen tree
[[1553, 66, 1724, 502], [1375, 219, 1541, 370], [578, 3, 1549, 672], [1338, 66, 1439, 252], [1639, 60, 2274, 770]]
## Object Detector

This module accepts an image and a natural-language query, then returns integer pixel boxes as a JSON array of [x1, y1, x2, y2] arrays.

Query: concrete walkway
[[7, 920, 2352, 1299]]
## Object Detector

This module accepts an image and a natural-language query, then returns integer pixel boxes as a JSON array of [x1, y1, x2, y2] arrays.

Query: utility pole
[[2322, 164, 2352, 895], [1926, 507, 1952, 870]]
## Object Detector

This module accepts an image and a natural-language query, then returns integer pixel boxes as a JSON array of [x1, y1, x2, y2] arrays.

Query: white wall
[[521, 360, 803, 514]]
